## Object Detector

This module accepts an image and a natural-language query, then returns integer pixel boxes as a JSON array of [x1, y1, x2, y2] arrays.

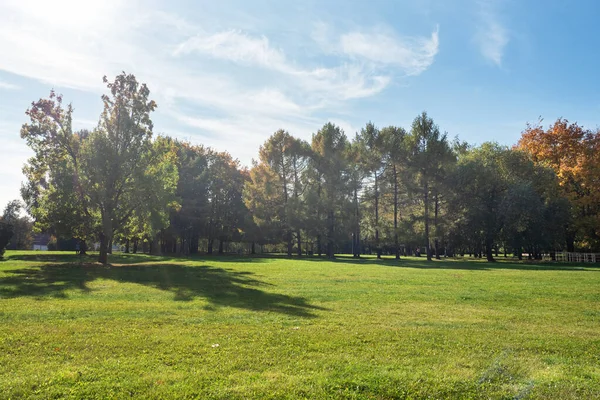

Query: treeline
[[8, 73, 600, 263]]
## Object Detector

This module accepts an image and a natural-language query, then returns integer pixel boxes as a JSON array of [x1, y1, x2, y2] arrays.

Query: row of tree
[[6, 73, 599, 263]]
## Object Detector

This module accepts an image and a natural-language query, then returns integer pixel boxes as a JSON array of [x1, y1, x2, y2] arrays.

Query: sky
[[1, 0, 600, 210]]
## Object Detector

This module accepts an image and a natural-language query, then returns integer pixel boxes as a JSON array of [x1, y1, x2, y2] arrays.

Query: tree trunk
[[150, 237, 161, 255], [424, 181, 431, 261], [251, 241, 256, 255], [99, 234, 109, 264], [218, 240, 224, 255], [287, 231, 293, 257], [317, 235, 322, 257], [393, 164, 400, 260], [125, 239, 130, 254], [327, 210, 334, 259], [132, 239, 138, 254], [98, 215, 112, 264], [375, 172, 381, 259], [354, 186, 361, 258], [108, 238, 113, 254], [79, 240, 87, 255], [485, 236, 495, 262], [434, 192, 440, 260], [190, 234, 199, 254], [296, 230, 302, 257], [208, 239, 213, 255], [566, 234, 575, 252]]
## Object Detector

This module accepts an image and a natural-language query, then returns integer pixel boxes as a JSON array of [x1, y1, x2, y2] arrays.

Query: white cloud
[[173, 30, 397, 101], [0, 80, 19, 90], [175, 30, 287, 69], [0, 0, 439, 171], [340, 27, 439, 76], [475, 1, 509, 66]]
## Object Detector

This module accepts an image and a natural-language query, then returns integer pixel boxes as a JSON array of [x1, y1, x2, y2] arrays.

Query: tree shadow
[[4, 252, 274, 264], [382, 258, 600, 272], [0, 263, 325, 318], [287, 254, 600, 271], [6, 251, 598, 272], [5, 253, 178, 264]]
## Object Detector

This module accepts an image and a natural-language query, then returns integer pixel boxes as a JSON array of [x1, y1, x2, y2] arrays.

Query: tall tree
[[21, 73, 178, 264], [380, 126, 408, 259], [450, 143, 567, 261], [311, 123, 349, 258], [248, 130, 311, 256], [517, 118, 600, 251], [167, 141, 210, 254], [346, 140, 365, 257], [356, 122, 385, 258], [406, 112, 450, 261], [205, 151, 247, 254]]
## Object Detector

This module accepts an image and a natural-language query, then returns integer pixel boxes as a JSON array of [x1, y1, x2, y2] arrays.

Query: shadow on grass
[[6, 251, 599, 272], [269, 254, 600, 272], [4, 252, 273, 264], [0, 263, 325, 318]]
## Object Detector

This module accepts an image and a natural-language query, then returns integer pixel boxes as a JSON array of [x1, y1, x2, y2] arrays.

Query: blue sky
[[1, 0, 599, 210]]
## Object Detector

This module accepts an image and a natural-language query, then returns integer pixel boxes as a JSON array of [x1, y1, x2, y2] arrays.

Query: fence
[[546, 252, 600, 263]]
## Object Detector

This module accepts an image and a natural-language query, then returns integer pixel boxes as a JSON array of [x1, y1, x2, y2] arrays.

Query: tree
[[450, 143, 566, 262], [311, 123, 350, 258], [406, 112, 451, 261], [2, 200, 33, 250], [517, 118, 600, 251], [246, 130, 310, 256], [380, 126, 408, 259], [21, 73, 178, 264], [167, 141, 211, 255], [205, 151, 247, 254], [346, 140, 365, 257], [356, 122, 385, 258]]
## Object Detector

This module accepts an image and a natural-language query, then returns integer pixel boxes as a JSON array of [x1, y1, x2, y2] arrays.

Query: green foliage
[[310, 123, 351, 258], [0, 221, 12, 258], [406, 112, 454, 260], [17, 77, 587, 261], [245, 130, 311, 255], [1, 200, 33, 250], [20, 73, 178, 263], [449, 143, 569, 260]]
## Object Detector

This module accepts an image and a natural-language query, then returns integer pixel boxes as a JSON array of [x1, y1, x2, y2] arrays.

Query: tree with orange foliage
[[516, 118, 600, 251]]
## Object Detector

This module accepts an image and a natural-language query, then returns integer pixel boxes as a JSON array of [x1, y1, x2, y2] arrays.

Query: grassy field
[[0, 251, 599, 399]]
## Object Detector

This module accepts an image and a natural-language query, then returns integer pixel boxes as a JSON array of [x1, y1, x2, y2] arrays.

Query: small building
[[32, 233, 51, 251]]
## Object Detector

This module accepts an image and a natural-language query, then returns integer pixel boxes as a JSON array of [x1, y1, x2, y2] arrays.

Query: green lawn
[[1, 251, 599, 399]]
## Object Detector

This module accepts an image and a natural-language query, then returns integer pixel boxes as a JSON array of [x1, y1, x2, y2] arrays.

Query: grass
[[1, 251, 599, 399]]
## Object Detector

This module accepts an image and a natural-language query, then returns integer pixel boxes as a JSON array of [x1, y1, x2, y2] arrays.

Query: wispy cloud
[[175, 30, 287, 69], [340, 26, 439, 76], [475, 0, 509, 66], [173, 29, 408, 101], [0, 80, 19, 90], [311, 22, 440, 77], [0, 0, 439, 169]]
